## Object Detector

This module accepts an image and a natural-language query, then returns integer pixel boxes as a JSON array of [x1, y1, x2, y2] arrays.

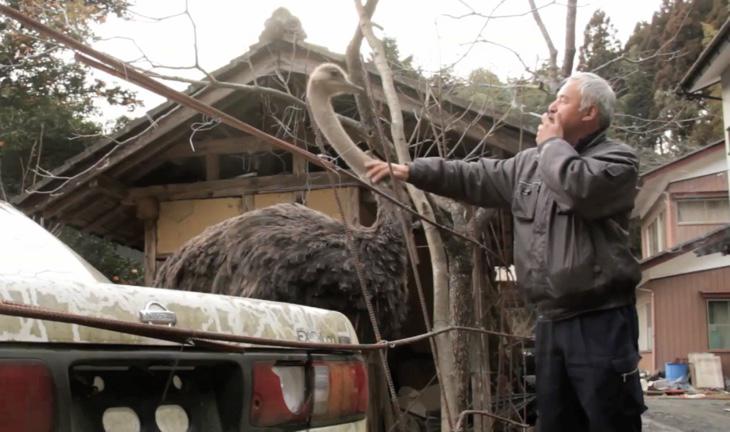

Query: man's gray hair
[[567, 72, 616, 129]]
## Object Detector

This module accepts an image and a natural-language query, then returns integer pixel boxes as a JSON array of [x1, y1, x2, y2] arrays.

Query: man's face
[[547, 80, 587, 138]]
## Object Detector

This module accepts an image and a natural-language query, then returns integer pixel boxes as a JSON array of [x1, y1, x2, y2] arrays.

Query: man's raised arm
[[366, 157, 516, 208]]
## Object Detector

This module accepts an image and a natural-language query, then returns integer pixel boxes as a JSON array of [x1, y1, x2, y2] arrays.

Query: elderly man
[[366, 72, 646, 432]]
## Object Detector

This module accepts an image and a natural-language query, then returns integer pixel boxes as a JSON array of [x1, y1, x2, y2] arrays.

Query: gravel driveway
[[642, 397, 730, 432]]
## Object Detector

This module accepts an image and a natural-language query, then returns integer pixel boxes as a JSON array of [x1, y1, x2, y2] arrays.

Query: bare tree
[[527, 0, 577, 90]]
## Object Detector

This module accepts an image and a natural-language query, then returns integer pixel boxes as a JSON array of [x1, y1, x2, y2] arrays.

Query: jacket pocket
[[545, 214, 596, 299], [611, 353, 647, 416], [593, 219, 642, 291], [512, 181, 539, 220]]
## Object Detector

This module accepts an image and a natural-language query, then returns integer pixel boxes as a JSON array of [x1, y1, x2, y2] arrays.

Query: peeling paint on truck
[[0, 274, 358, 346]]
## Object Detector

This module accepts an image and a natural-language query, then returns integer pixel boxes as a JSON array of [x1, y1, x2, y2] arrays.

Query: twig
[[445, 0, 556, 20], [528, 0, 559, 86], [455, 409, 531, 431]]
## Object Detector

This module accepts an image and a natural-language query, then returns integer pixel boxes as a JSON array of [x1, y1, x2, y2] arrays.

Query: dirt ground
[[642, 397, 730, 432]]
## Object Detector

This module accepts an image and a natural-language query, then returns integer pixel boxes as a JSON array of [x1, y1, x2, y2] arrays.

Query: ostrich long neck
[[308, 90, 372, 179]]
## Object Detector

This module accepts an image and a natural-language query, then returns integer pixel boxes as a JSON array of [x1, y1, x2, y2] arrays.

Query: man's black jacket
[[408, 131, 641, 320]]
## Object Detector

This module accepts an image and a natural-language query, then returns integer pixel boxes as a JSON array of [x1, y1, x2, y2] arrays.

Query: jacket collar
[[574, 128, 608, 153]]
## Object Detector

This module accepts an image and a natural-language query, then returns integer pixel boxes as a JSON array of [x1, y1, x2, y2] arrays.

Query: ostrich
[[155, 64, 408, 337]]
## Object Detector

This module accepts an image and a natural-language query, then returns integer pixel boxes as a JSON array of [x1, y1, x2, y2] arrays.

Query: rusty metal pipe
[[0, 300, 530, 352]]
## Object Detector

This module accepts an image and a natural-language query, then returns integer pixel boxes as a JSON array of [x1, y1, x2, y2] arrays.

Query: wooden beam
[[164, 136, 275, 159], [89, 175, 129, 201], [41, 189, 93, 220], [136, 196, 159, 221], [127, 171, 358, 202], [123, 134, 282, 185], [115, 128, 190, 183]]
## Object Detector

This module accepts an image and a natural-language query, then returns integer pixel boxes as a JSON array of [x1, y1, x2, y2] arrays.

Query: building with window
[[634, 140, 730, 378]]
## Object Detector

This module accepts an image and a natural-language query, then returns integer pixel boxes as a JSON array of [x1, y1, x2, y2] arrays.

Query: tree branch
[[562, 0, 577, 77], [345, 0, 381, 154], [444, 0, 557, 20], [528, 0, 559, 85]]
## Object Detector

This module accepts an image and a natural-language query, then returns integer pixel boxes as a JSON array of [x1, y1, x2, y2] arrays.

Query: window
[[708, 300, 730, 350], [645, 212, 665, 257], [638, 302, 652, 351], [677, 198, 730, 224]]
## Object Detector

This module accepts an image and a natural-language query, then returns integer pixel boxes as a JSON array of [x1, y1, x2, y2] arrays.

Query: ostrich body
[[155, 64, 408, 335]]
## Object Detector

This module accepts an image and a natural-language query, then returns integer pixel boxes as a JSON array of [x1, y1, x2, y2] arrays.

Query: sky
[[91, 0, 664, 122]]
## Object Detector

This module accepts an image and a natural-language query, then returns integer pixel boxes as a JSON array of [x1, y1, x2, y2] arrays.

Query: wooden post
[[143, 220, 157, 286], [241, 194, 254, 213], [293, 154, 306, 203], [136, 197, 159, 285], [205, 154, 220, 181]]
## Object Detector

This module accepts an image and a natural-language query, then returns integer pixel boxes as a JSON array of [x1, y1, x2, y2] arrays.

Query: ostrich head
[[307, 63, 363, 99], [307, 63, 372, 179]]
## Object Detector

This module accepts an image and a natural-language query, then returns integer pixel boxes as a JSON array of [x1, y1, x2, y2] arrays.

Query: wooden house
[[634, 140, 730, 379], [13, 15, 533, 288]]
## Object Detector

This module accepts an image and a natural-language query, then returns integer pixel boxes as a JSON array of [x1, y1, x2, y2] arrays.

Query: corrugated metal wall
[[667, 172, 727, 194], [647, 266, 730, 379]]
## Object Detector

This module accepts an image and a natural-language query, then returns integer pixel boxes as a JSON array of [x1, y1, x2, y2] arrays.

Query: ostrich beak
[[342, 80, 364, 95]]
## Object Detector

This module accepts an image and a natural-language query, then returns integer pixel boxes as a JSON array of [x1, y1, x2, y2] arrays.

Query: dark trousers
[[535, 305, 647, 432]]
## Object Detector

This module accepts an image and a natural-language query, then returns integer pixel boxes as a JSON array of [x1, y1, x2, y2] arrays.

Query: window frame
[[676, 197, 730, 225], [706, 298, 730, 351], [644, 211, 665, 257], [638, 301, 653, 352]]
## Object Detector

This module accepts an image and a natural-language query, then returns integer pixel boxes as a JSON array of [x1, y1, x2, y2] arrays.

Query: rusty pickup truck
[[0, 201, 367, 432]]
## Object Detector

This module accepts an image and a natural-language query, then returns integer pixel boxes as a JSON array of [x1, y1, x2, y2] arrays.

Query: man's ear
[[582, 106, 599, 122]]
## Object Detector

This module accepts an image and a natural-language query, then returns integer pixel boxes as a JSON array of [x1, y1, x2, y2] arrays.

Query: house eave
[[640, 224, 730, 271], [632, 139, 725, 219], [679, 18, 730, 94]]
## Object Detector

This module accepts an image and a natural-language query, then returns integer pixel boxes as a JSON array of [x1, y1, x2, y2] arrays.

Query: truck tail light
[[250, 359, 368, 428], [251, 363, 310, 427], [311, 360, 368, 422], [0, 361, 55, 432]]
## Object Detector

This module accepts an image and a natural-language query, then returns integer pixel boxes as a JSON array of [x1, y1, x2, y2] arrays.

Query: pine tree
[[0, 0, 141, 283], [612, 0, 727, 169], [0, 0, 137, 196], [578, 11, 622, 75]]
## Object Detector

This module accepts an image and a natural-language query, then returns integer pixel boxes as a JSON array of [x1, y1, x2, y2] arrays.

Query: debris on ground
[[641, 352, 728, 399], [688, 353, 725, 389]]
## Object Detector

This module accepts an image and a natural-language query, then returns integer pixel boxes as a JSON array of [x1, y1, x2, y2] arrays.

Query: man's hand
[[365, 159, 409, 183], [536, 112, 564, 145]]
